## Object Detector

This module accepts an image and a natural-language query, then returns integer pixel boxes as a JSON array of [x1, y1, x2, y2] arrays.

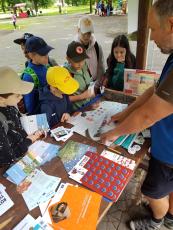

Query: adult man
[[74, 15, 105, 83], [101, 0, 173, 229]]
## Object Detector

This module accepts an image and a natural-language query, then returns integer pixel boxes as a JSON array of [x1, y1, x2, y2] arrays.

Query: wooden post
[[136, 0, 152, 69]]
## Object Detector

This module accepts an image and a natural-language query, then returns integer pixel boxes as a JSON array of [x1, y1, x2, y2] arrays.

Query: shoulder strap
[[94, 41, 99, 62], [0, 112, 8, 134], [22, 67, 41, 88]]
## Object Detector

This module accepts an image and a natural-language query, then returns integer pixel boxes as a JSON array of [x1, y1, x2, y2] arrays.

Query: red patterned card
[[69, 151, 134, 202]]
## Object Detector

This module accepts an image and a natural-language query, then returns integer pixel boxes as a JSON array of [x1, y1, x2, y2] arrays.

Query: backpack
[[18, 59, 58, 114], [18, 67, 42, 114]]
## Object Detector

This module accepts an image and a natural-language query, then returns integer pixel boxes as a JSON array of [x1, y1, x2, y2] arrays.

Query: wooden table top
[[0, 90, 149, 230]]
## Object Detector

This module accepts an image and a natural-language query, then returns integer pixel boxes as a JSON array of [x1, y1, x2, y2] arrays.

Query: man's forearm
[[111, 106, 153, 137]]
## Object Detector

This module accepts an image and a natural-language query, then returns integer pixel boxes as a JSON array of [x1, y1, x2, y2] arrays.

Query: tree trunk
[[32, 0, 38, 15], [1, 0, 6, 13], [90, 0, 93, 13]]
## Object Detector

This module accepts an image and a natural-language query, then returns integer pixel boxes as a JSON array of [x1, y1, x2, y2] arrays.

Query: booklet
[[124, 69, 160, 95], [58, 140, 96, 172], [20, 113, 49, 135], [68, 101, 127, 142], [5, 141, 60, 185], [18, 169, 61, 211], [48, 185, 102, 230], [0, 183, 14, 216], [13, 214, 53, 230]]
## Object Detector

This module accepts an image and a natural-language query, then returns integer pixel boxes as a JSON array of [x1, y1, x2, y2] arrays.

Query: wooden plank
[[136, 0, 153, 69]]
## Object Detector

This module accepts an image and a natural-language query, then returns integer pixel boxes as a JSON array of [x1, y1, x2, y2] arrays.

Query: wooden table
[[0, 89, 150, 230]]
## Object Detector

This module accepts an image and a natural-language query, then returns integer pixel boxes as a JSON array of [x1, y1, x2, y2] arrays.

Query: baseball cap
[[66, 41, 89, 62], [78, 16, 94, 34], [13, 33, 34, 45], [0, 66, 34, 95], [25, 36, 54, 56], [47, 66, 79, 95]]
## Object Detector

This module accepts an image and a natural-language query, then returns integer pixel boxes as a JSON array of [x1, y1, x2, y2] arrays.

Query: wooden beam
[[136, 0, 152, 69]]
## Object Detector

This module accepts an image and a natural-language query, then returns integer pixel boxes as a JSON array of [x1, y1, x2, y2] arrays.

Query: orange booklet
[[48, 185, 102, 230]]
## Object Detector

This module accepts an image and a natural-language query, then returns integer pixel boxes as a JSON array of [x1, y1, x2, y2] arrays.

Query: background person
[[103, 34, 136, 91], [75, 15, 105, 84], [11, 12, 17, 29]]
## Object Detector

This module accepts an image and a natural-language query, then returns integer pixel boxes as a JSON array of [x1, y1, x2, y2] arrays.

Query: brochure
[[68, 101, 127, 143], [5, 141, 60, 185], [124, 69, 160, 95], [0, 183, 14, 216], [19, 169, 61, 211], [13, 214, 53, 230], [58, 140, 96, 172], [48, 185, 102, 230], [20, 113, 49, 135]]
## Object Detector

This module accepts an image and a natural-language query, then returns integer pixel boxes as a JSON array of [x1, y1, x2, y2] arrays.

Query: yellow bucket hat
[[46, 66, 79, 95]]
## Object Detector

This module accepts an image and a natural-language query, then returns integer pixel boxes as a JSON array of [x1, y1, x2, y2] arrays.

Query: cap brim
[[37, 45, 54, 56], [57, 78, 79, 95], [70, 53, 89, 62], [12, 81, 34, 95], [13, 38, 26, 45], [80, 27, 94, 34]]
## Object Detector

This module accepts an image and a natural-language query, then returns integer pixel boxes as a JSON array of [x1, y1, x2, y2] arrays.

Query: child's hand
[[27, 130, 45, 143], [82, 89, 95, 99], [61, 113, 70, 122]]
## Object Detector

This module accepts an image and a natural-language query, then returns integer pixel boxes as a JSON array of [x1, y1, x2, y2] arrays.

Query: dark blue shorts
[[141, 156, 173, 199]]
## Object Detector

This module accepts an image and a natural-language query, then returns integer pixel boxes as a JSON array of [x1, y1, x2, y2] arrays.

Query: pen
[[76, 93, 104, 112]]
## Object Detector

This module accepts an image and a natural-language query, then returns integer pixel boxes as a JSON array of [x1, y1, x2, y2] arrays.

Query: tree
[[1, 0, 6, 12]]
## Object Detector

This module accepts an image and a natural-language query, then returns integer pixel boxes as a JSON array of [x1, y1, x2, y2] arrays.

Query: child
[[11, 12, 17, 29], [13, 33, 34, 67], [22, 36, 54, 114], [0, 66, 44, 166], [13, 33, 58, 68], [104, 35, 136, 91], [39, 66, 79, 128], [64, 41, 95, 111]]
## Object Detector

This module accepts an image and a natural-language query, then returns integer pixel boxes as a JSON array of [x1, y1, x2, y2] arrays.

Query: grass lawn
[[0, 5, 91, 30], [42, 5, 90, 16]]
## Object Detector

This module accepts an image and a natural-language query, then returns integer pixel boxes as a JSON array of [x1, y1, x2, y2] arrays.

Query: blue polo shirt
[[151, 53, 173, 165], [22, 61, 48, 114]]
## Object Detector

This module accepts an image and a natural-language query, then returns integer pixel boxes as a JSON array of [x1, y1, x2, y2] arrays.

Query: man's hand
[[100, 130, 119, 145], [61, 113, 70, 122], [27, 130, 45, 143], [110, 111, 127, 123]]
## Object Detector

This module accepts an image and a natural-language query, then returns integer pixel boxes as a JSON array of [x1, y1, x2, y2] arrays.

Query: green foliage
[[38, 0, 55, 8]]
